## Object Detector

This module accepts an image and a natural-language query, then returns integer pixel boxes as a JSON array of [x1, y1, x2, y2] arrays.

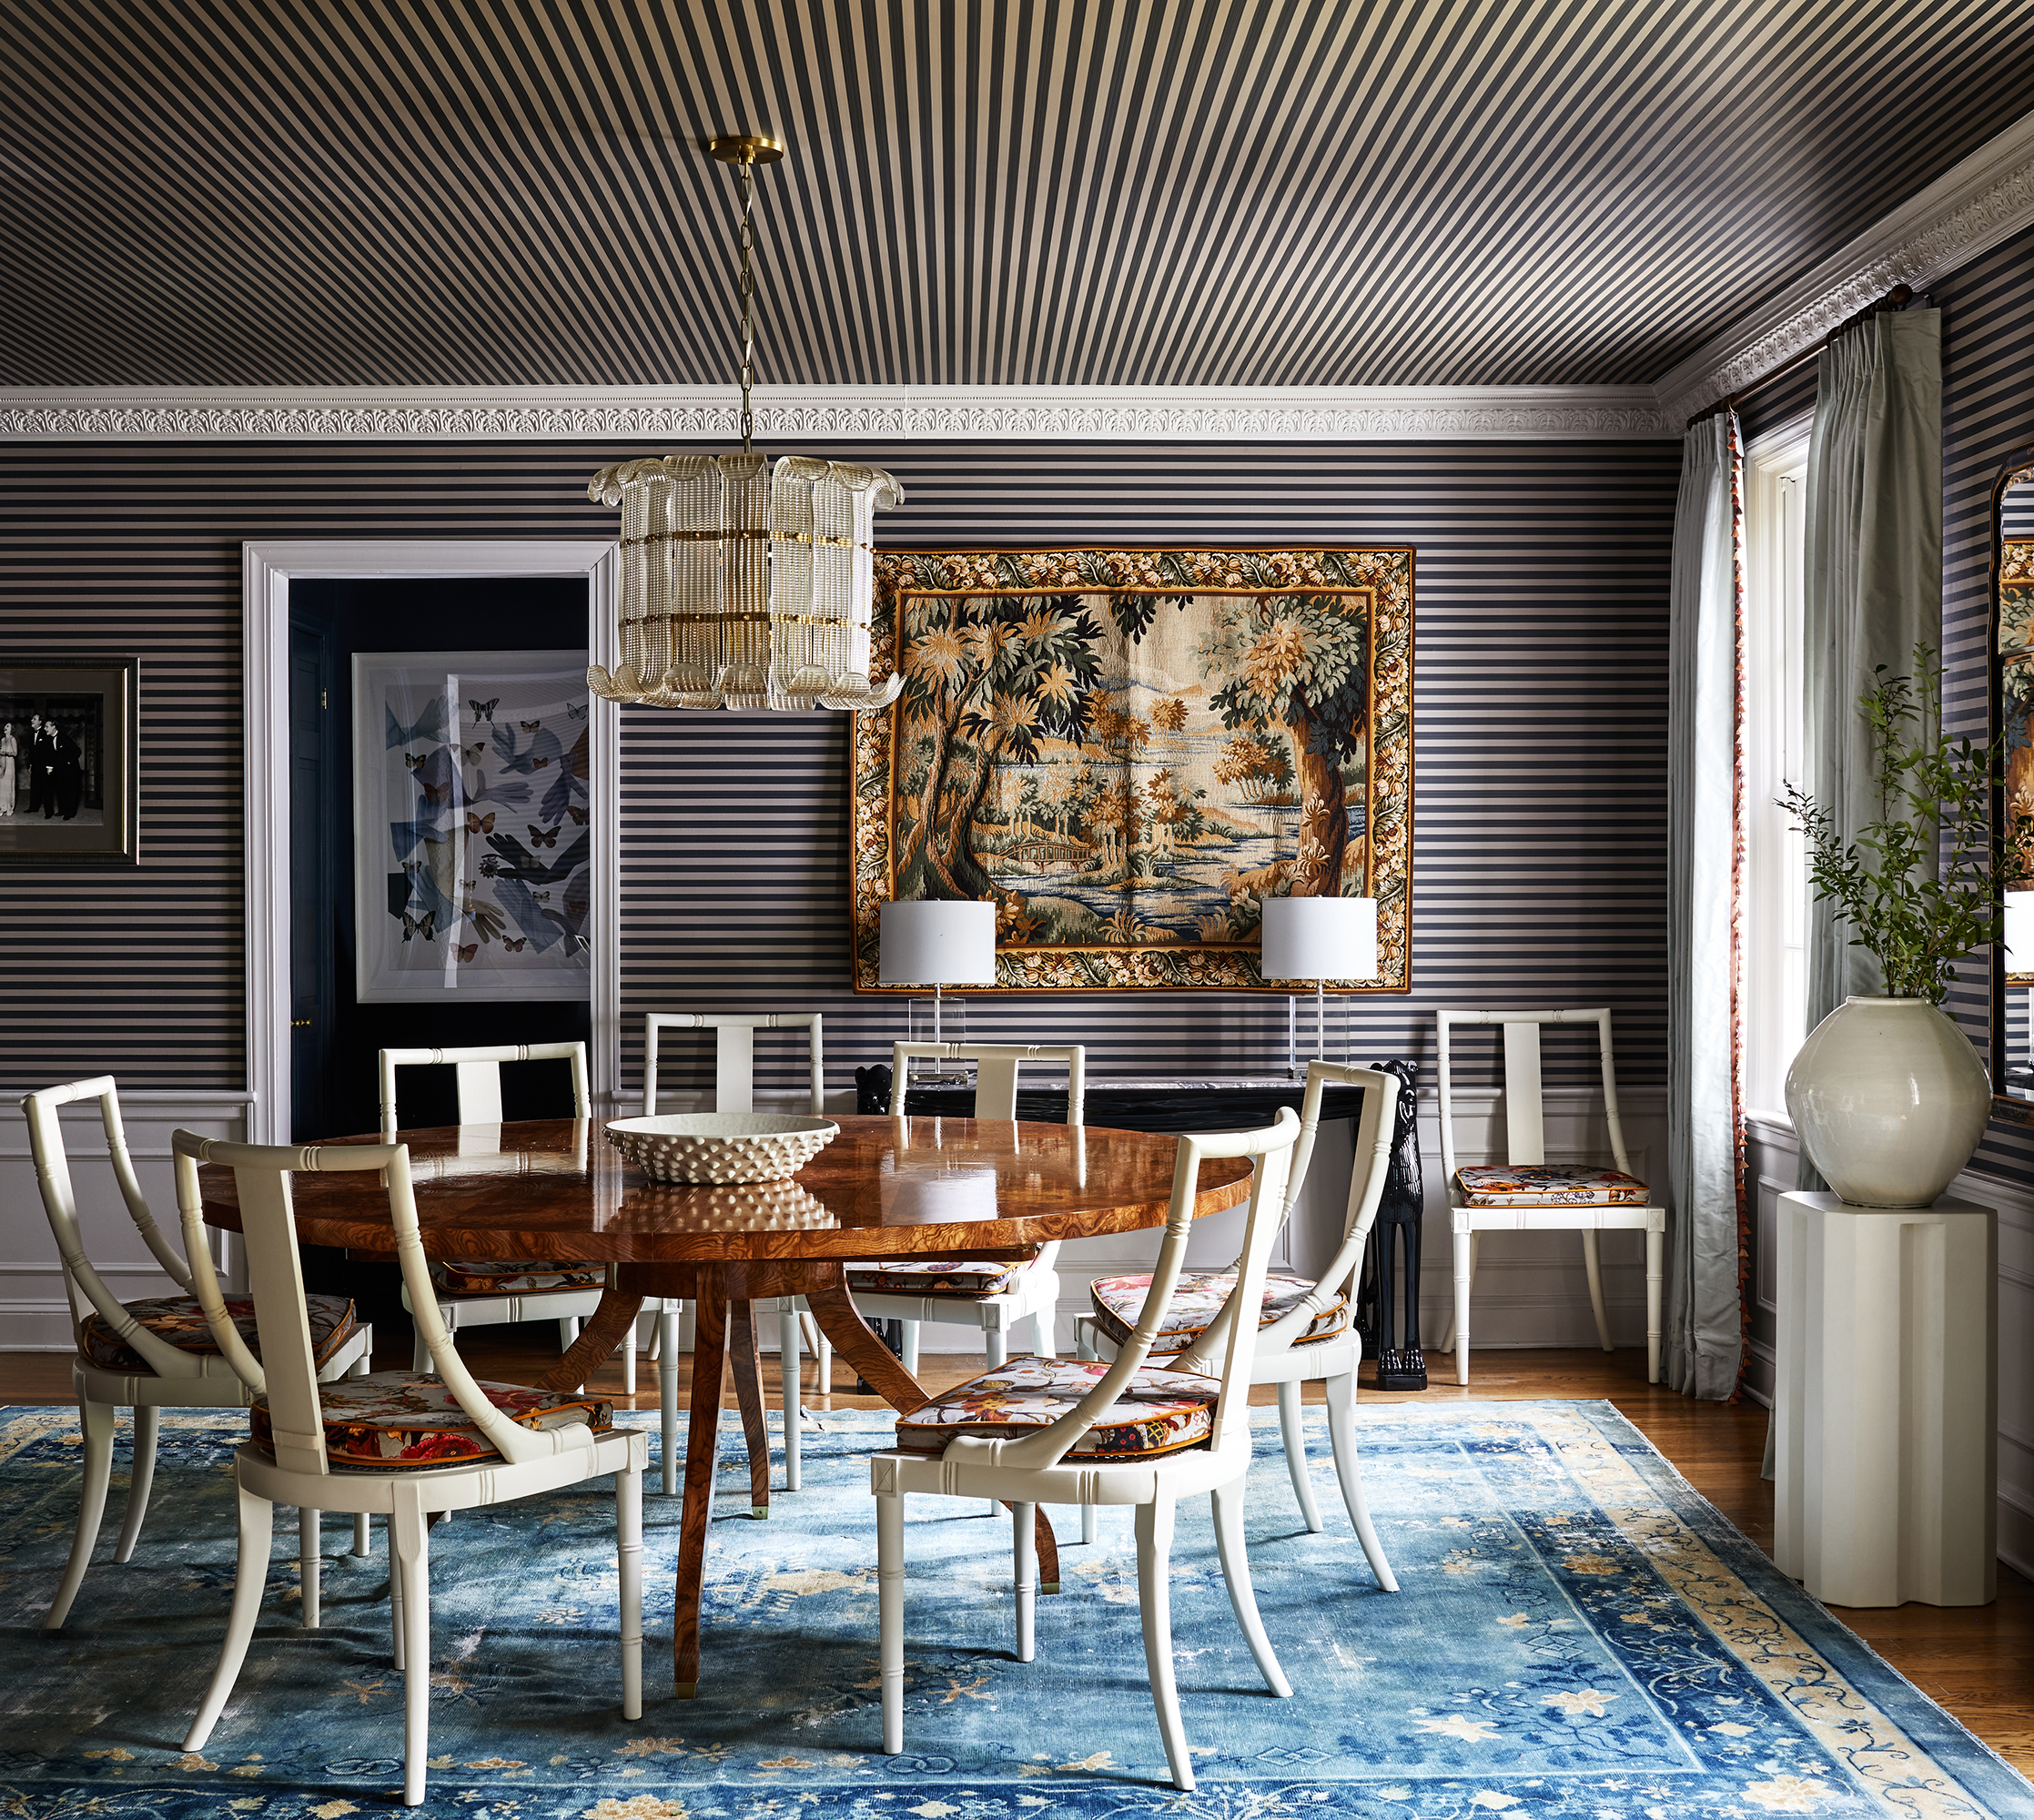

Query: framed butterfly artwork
[[351, 649, 592, 1001]]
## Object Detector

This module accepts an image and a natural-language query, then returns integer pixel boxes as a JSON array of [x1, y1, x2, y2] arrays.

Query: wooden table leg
[[531, 1288, 645, 1394], [804, 1275, 1063, 1593], [726, 1299, 771, 1519], [673, 1275, 727, 1699]]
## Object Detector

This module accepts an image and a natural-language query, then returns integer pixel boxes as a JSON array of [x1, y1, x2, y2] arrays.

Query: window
[[1743, 420, 1812, 1116]]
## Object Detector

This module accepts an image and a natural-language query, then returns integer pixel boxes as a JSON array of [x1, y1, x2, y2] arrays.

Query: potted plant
[[1780, 644, 2030, 1206]]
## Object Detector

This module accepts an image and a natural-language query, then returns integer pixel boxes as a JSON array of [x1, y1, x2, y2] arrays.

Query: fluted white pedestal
[[1774, 1190, 1997, 1607]]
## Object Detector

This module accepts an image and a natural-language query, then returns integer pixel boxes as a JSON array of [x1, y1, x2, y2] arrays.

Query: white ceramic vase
[[1783, 996, 1991, 1208]]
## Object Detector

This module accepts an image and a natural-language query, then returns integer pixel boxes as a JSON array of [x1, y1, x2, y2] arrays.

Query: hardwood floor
[[7, 1341, 2029, 1774]]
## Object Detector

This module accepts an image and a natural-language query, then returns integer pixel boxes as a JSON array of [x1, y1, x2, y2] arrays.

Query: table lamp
[[1260, 895, 1379, 1077], [878, 900, 997, 1050]]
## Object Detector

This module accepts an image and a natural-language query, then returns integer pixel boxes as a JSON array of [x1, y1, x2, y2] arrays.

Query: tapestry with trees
[[851, 546, 1413, 993]]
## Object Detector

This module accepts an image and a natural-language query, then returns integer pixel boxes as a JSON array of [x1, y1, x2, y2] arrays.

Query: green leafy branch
[[1778, 643, 2032, 1004]]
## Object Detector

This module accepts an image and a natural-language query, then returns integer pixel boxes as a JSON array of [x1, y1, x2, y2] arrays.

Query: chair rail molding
[[1, 384, 1671, 442], [1655, 108, 2034, 427], [242, 540, 620, 1145]]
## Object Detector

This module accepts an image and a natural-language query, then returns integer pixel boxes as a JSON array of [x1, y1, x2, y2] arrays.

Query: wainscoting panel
[[0, 1091, 251, 1350], [1742, 1114, 1796, 1407]]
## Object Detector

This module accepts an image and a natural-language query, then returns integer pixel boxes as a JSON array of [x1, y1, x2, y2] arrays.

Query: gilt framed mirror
[[1990, 446, 2034, 1123]]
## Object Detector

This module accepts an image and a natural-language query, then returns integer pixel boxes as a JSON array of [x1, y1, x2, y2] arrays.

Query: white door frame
[[242, 541, 620, 1144]]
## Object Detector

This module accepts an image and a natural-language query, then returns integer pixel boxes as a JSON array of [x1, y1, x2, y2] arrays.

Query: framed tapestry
[[850, 546, 1413, 993], [352, 649, 592, 1002], [0, 655, 139, 866]]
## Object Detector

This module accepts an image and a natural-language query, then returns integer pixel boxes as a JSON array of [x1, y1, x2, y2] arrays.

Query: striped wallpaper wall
[[1737, 361, 1819, 449], [1938, 215, 2034, 1182], [0, 438, 1678, 1099]]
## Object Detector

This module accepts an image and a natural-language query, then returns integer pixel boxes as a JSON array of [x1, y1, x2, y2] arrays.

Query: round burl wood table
[[197, 1113, 1255, 1698]]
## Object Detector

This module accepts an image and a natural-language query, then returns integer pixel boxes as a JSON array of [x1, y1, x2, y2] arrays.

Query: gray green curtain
[[1762, 307, 1942, 1478], [1798, 308, 1944, 1185], [1665, 411, 1744, 1400]]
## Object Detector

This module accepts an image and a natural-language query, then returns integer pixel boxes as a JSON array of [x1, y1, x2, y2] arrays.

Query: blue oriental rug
[[2, 1400, 2026, 1820]]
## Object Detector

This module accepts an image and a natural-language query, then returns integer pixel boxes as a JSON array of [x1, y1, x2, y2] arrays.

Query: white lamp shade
[[1260, 895, 1378, 982], [2008, 891, 2034, 975], [878, 900, 997, 986]]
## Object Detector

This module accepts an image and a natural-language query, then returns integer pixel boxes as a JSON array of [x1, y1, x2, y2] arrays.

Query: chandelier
[[586, 134, 905, 713]]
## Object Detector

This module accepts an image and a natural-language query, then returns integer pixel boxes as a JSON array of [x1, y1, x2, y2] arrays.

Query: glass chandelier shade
[[584, 132, 906, 714], [585, 450, 905, 712]]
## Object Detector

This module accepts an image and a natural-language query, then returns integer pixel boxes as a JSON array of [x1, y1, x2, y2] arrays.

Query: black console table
[[892, 1073, 1370, 1134]]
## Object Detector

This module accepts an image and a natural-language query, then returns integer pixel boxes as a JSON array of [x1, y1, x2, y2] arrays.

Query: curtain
[[1665, 411, 1745, 1400], [1761, 307, 1942, 1477], [1798, 308, 1944, 1179]]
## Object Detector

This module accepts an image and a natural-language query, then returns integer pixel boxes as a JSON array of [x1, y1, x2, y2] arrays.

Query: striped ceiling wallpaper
[[0, 437, 1678, 1098], [5, 0, 2032, 390]]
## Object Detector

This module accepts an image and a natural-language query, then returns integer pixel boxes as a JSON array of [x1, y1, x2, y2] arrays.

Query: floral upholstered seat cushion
[[77, 1293, 359, 1375], [1454, 1165, 1650, 1207], [426, 1259, 606, 1296], [251, 1371, 613, 1472], [1088, 1271, 1347, 1357], [845, 1250, 1043, 1299], [895, 1356, 1219, 1459]]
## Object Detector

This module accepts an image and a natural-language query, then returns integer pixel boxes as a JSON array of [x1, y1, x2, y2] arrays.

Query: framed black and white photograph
[[0, 655, 139, 866], [353, 649, 592, 1002]]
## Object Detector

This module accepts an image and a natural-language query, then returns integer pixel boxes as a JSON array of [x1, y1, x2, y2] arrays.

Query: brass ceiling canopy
[[707, 133, 784, 166], [585, 131, 904, 714]]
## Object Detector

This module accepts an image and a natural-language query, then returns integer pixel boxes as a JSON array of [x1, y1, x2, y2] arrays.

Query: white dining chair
[[380, 1043, 628, 1388], [24, 1076, 375, 1631], [1075, 1059, 1398, 1589], [171, 1128, 646, 1808], [862, 1041, 1085, 1365], [1438, 1007, 1667, 1384], [872, 1108, 1301, 1791], [772, 1040, 1084, 1491], [646, 1011, 825, 1494]]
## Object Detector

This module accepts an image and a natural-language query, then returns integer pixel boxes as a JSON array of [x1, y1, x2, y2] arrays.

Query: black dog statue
[[1364, 1057, 1427, 1390]]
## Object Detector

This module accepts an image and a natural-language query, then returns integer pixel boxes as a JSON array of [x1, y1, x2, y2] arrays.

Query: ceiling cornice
[[0, 384, 1671, 442], [1653, 109, 2034, 430]]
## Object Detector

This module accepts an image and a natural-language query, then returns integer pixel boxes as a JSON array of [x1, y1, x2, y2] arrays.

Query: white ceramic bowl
[[604, 1113, 839, 1185]]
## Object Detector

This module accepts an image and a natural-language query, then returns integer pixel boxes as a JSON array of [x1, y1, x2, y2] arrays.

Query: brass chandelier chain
[[736, 156, 756, 454]]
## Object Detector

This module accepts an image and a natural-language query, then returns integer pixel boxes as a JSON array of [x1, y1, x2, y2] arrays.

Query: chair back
[[22, 1076, 205, 1377], [955, 1108, 1298, 1474], [379, 1041, 590, 1138], [1435, 1008, 1630, 1186], [643, 1013, 824, 1115], [171, 1131, 584, 1477], [1248, 1061, 1400, 1350], [887, 1043, 1087, 1123]]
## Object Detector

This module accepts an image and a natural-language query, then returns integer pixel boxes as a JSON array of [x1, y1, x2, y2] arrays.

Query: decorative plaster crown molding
[[0, 383, 1671, 442], [1655, 110, 2034, 429]]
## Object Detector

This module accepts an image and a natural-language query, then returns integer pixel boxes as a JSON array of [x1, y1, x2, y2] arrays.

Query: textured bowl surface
[[604, 1113, 839, 1185]]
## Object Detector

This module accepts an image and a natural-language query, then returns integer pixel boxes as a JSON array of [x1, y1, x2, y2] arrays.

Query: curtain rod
[[1684, 284, 1932, 429]]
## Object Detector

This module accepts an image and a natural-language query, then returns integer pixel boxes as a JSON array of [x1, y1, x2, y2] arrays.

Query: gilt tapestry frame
[[850, 545, 1413, 993]]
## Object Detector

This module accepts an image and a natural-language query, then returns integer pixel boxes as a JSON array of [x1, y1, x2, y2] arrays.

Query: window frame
[[1743, 414, 1814, 1120]]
